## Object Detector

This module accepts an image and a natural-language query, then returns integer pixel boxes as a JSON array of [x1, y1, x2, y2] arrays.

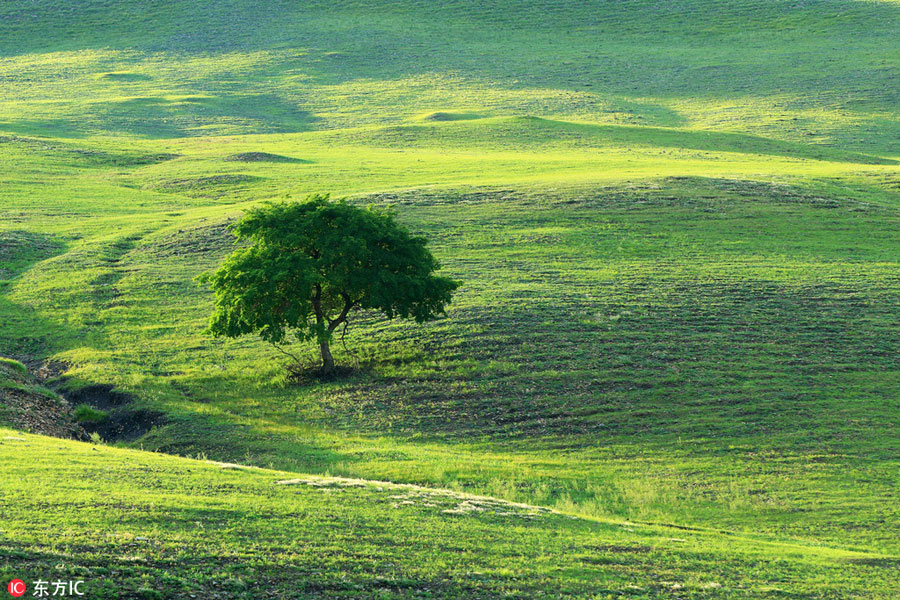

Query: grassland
[[3, 429, 899, 599], [1, 0, 900, 597]]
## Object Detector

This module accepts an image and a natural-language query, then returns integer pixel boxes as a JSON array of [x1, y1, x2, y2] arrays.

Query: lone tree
[[200, 194, 459, 375]]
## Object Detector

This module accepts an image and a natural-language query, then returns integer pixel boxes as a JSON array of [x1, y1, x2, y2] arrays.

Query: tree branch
[[268, 341, 302, 364], [327, 292, 356, 331]]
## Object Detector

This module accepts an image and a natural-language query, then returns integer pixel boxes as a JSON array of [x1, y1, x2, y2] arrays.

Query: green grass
[[1, 0, 900, 597], [73, 404, 108, 424], [0, 358, 28, 375], [2, 429, 898, 599], [1, 1, 900, 150]]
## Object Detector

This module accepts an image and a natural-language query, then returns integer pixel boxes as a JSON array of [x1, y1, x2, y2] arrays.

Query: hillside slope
[[1, 428, 898, 599], [0, 0, 898, 153], [0, 1, 899, 597]]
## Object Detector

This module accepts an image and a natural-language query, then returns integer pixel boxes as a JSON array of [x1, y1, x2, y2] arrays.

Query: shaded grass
[[1, 1, 899, 153]]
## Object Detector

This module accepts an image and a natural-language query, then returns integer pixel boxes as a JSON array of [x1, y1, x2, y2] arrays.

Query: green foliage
[[201, 194, 458, 369]]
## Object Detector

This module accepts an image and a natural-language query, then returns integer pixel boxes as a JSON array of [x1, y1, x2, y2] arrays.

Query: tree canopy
[[200, 194, 459, 373]]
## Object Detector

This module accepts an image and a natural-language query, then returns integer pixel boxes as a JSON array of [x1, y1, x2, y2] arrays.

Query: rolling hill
[[1, 1, 899, 597]]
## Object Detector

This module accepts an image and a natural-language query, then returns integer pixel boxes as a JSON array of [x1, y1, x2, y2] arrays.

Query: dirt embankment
[[0, 358, 84, 439], [1, 356, 168, 442], [63, 384, 166, 442]]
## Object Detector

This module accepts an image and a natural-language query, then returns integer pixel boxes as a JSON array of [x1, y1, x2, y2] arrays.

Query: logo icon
[[7, 580, 26, 597]]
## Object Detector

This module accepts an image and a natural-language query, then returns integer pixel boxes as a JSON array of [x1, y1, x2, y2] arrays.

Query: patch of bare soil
[[62, 384, 166, 442], [0, 389, 83, 439], [0, 362, 83, 439]]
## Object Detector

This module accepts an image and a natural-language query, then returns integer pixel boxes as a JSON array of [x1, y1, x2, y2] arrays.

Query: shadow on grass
[[368, 116, 897, 165], [1, 94, 317, 138], [0, 231, 77, 364]]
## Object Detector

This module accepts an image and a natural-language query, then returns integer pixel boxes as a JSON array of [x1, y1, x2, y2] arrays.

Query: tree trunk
[[319, 340, 335, 373]]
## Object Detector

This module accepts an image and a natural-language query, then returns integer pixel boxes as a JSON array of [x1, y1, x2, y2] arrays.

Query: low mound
[[71, 149, 181, 167], [97, 72, 152, 82], [0, 358, 82, 439], [133, 220, 237, 260], [422, 111, 484, 122], [224, 151, 307, 163], [153, 174, 264, 198], [383, 116, 897, 164]]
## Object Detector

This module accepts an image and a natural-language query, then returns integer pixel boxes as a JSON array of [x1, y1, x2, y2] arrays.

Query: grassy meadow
[[1, 1, 899, 597]]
